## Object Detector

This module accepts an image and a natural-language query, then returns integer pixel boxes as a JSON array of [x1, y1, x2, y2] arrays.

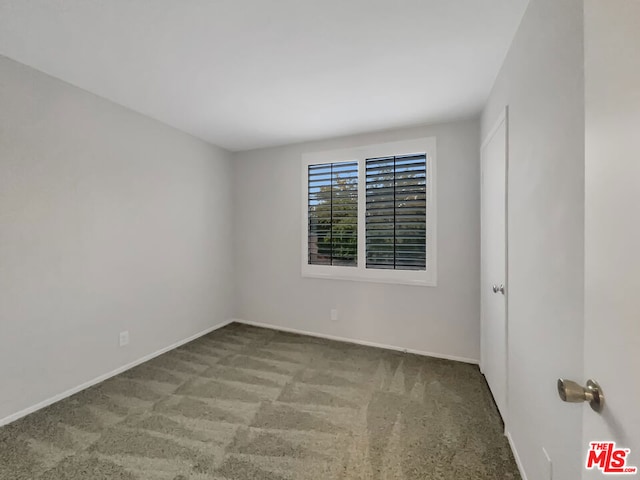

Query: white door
[[582, 2, 640, 478], [481, 108, 508, 421]]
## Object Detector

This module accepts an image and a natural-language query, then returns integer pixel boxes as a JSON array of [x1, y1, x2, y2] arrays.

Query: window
[[308, 161, 358, 266], [302, 138, 436, 286], [365, 154, 427, 270]]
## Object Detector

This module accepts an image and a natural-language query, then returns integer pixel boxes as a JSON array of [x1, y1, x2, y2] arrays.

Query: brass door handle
[[557, 378, 604, 413]]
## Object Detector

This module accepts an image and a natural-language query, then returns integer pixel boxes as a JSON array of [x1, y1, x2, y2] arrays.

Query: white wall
[[583, 2, 640, 477], [232, 119, 481, 362], [481, 0, 585, 479], [0, 55, 234, 423]]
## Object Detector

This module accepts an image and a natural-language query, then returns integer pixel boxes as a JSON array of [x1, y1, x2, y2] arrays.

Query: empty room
[[0, 1, 638, 479]]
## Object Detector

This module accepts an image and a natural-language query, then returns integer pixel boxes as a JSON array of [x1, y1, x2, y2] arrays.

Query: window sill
[[301, 266, 437, 287]]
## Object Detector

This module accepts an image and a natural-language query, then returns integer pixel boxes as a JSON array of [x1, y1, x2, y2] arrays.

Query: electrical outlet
[[330, 309, 338, 322], [119, 331, 129, 347], [542, 447, 552, 479]]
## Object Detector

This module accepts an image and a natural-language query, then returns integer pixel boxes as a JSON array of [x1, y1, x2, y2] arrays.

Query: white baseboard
[[506, 431, 528, 480], [231, 319, 479, 365], [0, 319, 235, 427]]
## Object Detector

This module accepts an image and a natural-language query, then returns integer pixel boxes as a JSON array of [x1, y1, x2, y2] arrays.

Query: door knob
[[492, 284, 499, 293], [557, 378, 604, 413], [498, 284, 505, 295]]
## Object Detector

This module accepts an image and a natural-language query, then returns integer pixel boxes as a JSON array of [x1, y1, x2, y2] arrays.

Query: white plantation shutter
[[365, 154, 427, 270]]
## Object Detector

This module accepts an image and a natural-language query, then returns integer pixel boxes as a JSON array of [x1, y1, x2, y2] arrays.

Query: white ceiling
[[0, 1, 528, 151]]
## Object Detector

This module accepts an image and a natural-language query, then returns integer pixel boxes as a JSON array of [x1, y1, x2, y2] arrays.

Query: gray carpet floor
[[0, 323, 520, 479]]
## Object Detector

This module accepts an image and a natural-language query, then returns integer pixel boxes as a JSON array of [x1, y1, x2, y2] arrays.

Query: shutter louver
[[366, 154, 427, 270], [308, 161, 358, 266]]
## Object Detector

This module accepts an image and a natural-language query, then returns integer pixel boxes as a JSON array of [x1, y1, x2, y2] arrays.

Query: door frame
[[480, 105, 510, 428]]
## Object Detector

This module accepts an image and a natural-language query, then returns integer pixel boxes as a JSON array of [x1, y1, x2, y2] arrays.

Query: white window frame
[[301, 137, 437, 286]]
